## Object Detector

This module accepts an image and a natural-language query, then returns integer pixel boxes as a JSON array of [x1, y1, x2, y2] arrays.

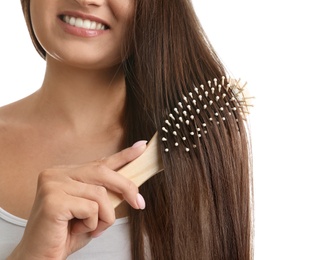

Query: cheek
[[108, 0, 135, 57], [109, 0, 135, 22]]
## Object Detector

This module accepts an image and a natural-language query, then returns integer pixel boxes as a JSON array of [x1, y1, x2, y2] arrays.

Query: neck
[[31, 57, 127, 137]]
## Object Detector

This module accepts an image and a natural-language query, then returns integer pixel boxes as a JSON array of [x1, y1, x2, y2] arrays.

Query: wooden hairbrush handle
[[108, 132, 163, 208]]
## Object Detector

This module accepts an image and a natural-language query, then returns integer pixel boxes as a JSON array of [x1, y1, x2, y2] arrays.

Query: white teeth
[[83, 19, 91, 29], [69, 16, 76, 26], [75, 18, 83, 28], [90, 21, 97, 29], [62, 15, 107, 30]]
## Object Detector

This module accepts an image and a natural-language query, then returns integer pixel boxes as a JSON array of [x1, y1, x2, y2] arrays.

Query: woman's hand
[[8, 140, 147, 260]]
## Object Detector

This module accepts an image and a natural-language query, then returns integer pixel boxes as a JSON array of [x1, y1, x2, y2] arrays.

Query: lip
[[57, 11, 111, 38]]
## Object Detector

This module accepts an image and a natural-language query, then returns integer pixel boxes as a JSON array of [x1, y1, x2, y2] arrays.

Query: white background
[[1, 1, 334, 259]]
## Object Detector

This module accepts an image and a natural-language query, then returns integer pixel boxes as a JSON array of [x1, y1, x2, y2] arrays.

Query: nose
[[74, 0, 104, 7]]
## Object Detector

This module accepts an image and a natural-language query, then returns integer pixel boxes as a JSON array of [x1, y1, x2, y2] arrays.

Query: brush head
[[161, 76, 253, 153]]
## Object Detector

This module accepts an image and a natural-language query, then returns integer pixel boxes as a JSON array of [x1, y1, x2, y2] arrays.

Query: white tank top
[[0, 207, 131, 259]]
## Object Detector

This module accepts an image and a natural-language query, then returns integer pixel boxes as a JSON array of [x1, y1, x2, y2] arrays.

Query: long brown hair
[[21, 0, 253, 259]]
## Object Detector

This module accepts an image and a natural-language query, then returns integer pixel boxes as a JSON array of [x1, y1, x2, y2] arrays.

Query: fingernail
[[132, 140, 147, 148], [136, 193, 146, 210]]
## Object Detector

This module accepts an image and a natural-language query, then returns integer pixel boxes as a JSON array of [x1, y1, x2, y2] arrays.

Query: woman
[[1, 0, 253, 259]]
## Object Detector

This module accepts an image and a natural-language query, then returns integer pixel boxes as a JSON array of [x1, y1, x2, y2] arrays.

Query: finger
[[102, 140, 147, 171], [50, 140, 147, 172], [41, 192, 100, 234], [67, 197, 100, 234], [68, 164, 142, 210], [36, 171, 115, 238], [64, 181, 115, 230], [38, 170, 115, 225]]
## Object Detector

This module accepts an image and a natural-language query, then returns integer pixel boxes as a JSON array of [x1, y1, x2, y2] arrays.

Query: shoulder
[[0, 102, 18, 131], [0, 101, 30, 146], [0, 105, 12, 137], [0, 104, 21, 178], [0, 106, 15, 150], [0, 101, 35, 178]]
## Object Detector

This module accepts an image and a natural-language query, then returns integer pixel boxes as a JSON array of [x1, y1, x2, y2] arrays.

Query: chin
[[48, 51, 122, 71]]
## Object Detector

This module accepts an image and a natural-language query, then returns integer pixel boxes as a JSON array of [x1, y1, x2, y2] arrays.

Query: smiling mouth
[[59, 15, 110, 30]]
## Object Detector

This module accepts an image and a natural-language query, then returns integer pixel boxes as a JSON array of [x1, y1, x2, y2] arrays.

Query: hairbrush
[[108, 76, 253, 208]]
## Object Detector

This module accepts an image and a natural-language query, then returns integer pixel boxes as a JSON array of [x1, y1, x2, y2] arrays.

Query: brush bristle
[[161, 76, 253, 152]]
